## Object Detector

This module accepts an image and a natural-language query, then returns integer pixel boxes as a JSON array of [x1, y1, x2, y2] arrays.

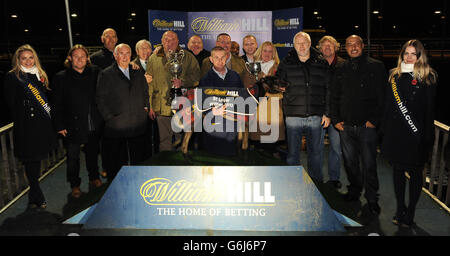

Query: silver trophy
[[168, 49, 184, 79], [166, 49, 185, 106], [245, 61, 262, 81]]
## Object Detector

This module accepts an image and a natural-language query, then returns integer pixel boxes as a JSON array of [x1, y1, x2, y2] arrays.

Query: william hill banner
[[78, 166, 346, 232], [148, 7, 303, 58]]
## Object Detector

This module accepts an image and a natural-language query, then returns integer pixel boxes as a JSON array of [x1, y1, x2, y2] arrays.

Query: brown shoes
[[89, 178, 103, 188], [71, 179, 102, 198], [71, 187, 81, 198]]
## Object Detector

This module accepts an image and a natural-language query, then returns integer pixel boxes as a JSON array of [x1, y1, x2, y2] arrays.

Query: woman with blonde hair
[[381, 39, 437, 228], [4, 44, 57, 209], [244, 41, 285, 152], [10, 44, 49, 89], [253, 41, 280, 76]]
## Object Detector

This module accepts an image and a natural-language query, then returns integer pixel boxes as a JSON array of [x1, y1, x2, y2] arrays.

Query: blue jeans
[[286, 116, 325, 182], [339, 125, 379, 202], [325, 124, 342, 181]]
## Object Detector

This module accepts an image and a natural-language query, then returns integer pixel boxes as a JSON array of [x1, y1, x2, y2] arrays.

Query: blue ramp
[[63, 204, 97, 224], [80, 166, 347, 232]]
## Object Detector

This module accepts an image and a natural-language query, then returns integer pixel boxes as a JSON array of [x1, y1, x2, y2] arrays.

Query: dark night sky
[[1, 0, 448, 54]]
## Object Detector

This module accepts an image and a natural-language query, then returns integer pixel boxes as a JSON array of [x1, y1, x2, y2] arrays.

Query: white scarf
[[260, 60, 274, 75], [20, 65, 41, 81], [400, 61, 422, 81], [400, 62, 414, 73]]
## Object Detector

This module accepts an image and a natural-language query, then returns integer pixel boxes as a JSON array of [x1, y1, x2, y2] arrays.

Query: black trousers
[[102, 133, 147, 182], [143, 118, 157, 158], [393, 168, 423, 223], [24, 160, 45, 205], [340, 125, 380, 203], [65, 132, 101, 188]]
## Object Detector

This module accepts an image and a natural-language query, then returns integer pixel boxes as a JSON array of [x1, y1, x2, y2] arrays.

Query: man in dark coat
[[52, 45, 104, 198], [187, 35, 210, 69], [96, 43, 150, 182], [330, 35, 387, 214], [317, 35, 346, 190], [199, 46, 244, 156], [89, 28, 118, 179], [90, 28, 118, 70], [276, 31, 330, 183], [200, 33, 248, 87], [131, 39, 152, 74], [132, 39, 155, 158]]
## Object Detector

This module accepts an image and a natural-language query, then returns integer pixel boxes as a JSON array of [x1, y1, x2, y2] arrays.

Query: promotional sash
[[22, 79, 52, 119], [390, 78, 419, 139]]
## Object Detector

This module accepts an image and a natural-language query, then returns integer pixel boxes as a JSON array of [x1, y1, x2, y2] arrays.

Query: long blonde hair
[[11, 44, 49, 89], [254, 41, 280, 65], [389, 39, 437, 86]]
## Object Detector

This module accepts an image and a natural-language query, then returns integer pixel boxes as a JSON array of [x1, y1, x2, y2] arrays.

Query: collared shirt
[[212, 66, 228, 80], [118, 65, 130, 80], [140, 59, 147, 70]]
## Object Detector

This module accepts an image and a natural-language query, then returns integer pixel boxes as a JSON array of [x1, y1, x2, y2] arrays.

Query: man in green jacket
[[146, 30, 200, 151]]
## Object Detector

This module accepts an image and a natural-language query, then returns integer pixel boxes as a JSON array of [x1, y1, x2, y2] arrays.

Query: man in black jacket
[[132, 39, 155, 158], [96, 43, 150, 182], [277, 31, 330, 183], [187, 35, 210, 69], [90, 28, 118, 70], [89, 28, 118, 179], [199, 46, 244, 156], [317, 35, 346, 190], [132, 39, 152, 75], [330, 35, 387, 214], [52, 45, 104, 198]]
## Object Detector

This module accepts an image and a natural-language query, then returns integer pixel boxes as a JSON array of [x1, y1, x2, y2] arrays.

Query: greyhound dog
[[171, 76, 289, 160]]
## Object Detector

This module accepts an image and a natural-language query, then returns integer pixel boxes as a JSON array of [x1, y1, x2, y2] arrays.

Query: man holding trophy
[[146, 31, 200, 152]]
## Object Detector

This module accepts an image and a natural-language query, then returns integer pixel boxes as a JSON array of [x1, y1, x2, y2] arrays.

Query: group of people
[[3, 26, 437, 229], [281, 32, 437, 227]]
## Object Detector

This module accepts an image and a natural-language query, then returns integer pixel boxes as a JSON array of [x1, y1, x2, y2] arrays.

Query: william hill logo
[[191, 17, 269, 33], [204, 89, 239, 97], [153, 19, 185, 28], [274, 18, 300, 27], [139, 177, 276, 206]]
